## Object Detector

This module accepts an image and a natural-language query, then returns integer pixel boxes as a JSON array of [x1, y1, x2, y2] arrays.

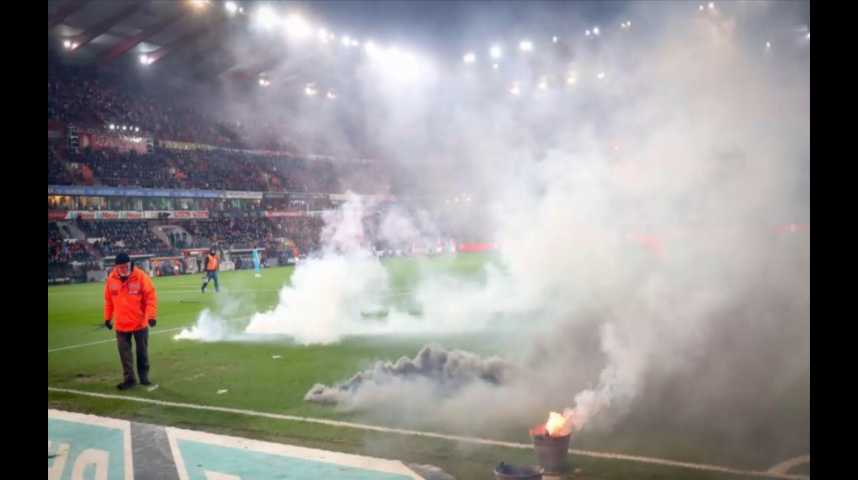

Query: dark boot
[[117, 380, 136, 390]]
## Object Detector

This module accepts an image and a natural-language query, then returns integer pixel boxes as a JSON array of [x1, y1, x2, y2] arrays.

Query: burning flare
[[531, 409, 575, 437]]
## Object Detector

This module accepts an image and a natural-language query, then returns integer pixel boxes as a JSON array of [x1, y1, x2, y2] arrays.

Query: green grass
[[48, 254, 804, 479]]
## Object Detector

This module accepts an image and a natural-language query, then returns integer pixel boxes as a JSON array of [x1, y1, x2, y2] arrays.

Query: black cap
[[115, 253, 131, 265]]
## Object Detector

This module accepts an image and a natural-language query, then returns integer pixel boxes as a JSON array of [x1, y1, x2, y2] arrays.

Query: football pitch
[[48, 253, 808, 479]]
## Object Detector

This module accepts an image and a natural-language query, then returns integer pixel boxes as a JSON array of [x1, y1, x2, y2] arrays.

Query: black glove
[[148, 319, 157, 328], [104, 320, 113, 330]]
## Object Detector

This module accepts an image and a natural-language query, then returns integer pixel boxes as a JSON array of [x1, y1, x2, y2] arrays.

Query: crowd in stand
[[49, 60, 242, 148], [47, 56, 398, 281], [77, 220, 173, 257], [54, 147, 348, 193], [48, 223, 98, 276]]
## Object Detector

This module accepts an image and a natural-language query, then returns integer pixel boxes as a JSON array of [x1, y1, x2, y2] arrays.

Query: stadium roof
[[47, 0, 314, 83]]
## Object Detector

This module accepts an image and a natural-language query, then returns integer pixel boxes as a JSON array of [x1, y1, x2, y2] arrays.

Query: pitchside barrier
[[48, 409, 424, 480]]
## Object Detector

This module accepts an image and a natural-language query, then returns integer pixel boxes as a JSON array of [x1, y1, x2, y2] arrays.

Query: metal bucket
[[531, 433, 571, 474], [494, 462, 543, 480]]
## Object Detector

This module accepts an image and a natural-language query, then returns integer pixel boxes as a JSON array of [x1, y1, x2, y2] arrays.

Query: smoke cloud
[[175, 0, 808, 463]]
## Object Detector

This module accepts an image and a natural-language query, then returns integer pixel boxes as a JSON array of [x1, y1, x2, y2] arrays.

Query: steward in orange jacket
[[103, 253, 158, 390]]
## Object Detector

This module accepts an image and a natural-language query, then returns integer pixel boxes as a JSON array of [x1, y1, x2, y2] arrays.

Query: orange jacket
[[103, 266, 158, 332], [205, 253, 219, 272]]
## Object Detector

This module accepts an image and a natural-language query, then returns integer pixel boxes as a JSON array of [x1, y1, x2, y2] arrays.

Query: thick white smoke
[[178, 0, 807, 454]]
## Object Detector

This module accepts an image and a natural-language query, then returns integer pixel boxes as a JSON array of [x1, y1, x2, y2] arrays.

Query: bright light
[[490, 45, 502, 59], [326, 90, 336, 100], [492, 63, 499, 70], [224, 1, 238, 15], [284, 14, 312, 39], [63, 39, 72, 49], [566, 74, 577, 85], [190, 0, 210, 8], [258, 78, 271, 87], [806, 32, 810, 40], [538, 79, 548, 90], [341, 35, 351, 46], [71, 42, 79, 49], [593, 26, 600, 36], [552, 36, 558, 43], [318, 28, 329, 42], [708, 2, 715, 9], [254, 5, 280, 31], [765, 41, 772, 49], [621, 21, 631, 29], [351, 39, 359, 46], [304, 83, 318, 96], [463, 52, 476, 64], [139, 54, 151, 65], [585, 29, 591, 37], [519, 40, 533, 52], [109, 124, 115, 130], [509, 82, 520, 96], [122, 126, 128, 131], [597, 72, 606, 80], [699, 4, 704, 11]]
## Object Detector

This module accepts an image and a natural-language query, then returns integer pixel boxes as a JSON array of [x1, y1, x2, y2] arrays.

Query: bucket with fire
[[529, 412, 574, 475]]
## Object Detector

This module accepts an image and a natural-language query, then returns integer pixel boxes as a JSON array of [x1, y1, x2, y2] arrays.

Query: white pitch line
[[768, 455, 810, 475], [47, 327, 185, 353], [46, 387, 808, 480]]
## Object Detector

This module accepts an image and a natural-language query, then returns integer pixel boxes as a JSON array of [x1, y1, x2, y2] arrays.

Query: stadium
[[48, 1, 810, 479]]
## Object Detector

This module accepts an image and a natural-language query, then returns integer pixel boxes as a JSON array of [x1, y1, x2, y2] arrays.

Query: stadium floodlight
[[463, 52, 476, 64], [109, 124, 115, 130], [225, 1, 238, 15], [765, 41, 772, 49], [519, 40, 533, 52], [305, 83, 318, 96], [593, 26, 600, 36], [538, 79, 548, 90], [597, 72, 606, 80], [509, 82, 520, 96], [326, 90, 336, 100], [492, 63, 499, 70], [351, 39, 360, 47], [254, 5, 280, 31], [708, 2, 715, 9], [122, 125, 128, 131], [567, 73, 577, 85], [490, 45, 502, 59], [341, 35, 351, 46], [585, 29, 591, 37], [284, 14, 312, 39], [135, 127, 140, 132], [552, 36, 558, 43]]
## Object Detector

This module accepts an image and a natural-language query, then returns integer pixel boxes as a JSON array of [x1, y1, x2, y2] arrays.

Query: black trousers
[[116, 328, 149, 383]]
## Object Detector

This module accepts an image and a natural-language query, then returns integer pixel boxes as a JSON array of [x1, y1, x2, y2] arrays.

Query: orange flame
[[531, 410, 574, 437]]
